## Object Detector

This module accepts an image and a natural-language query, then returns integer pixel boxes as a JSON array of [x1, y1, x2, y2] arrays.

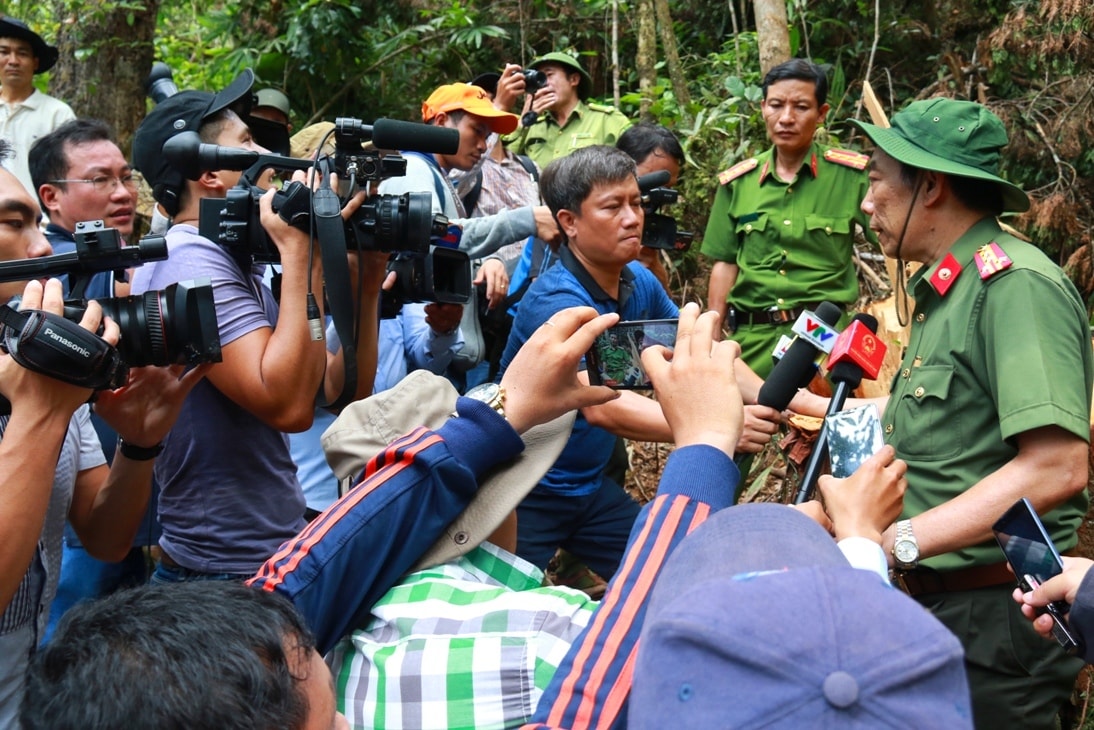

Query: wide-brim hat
[[630, 503, 971, 729], [421, 83, 519, 135], [131, 69, 254, 217], [0, 17, 59, 74], [530, 51, 593, 100], [321, 369, 575, 570], [850, 97, 1029, 213]]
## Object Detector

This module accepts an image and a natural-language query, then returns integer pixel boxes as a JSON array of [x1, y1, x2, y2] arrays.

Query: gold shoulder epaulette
[[587, 102, 617, 113], [823, 148, 869, 170], [718, 158, 759, 185]]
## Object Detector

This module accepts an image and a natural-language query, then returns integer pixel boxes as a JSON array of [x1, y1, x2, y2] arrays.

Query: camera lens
[[95, 279, 222, 367], [353, 192, 435, 253]]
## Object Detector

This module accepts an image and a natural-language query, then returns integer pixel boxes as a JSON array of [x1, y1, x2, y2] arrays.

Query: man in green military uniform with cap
[[702, 59, 875, 377], [507, 51, 630, 169], [841, 97, 1092, 728]]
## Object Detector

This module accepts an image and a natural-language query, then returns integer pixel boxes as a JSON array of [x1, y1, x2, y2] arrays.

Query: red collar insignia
[[929, 252, 962, 297]]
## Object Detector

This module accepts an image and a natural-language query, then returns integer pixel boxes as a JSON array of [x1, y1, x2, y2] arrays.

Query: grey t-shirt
[[0, 406, 103, 725], [130, 224, 306, 574]]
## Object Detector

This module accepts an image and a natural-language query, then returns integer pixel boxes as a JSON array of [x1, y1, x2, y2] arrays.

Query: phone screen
[[586, 319, 678, 389], [825, 404, 884, 478], [993, 498, 1080, 652]]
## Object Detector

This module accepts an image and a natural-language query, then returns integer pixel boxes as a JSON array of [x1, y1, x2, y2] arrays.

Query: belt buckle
[[768, 308, 792, 325]]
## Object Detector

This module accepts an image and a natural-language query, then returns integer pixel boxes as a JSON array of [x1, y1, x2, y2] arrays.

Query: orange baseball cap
[[421, 83, 519, 135]]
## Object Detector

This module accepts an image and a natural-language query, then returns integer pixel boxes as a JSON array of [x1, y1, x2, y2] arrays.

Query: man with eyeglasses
[[29, 118, 136, 300], [0, 17, 75, 197], [28, 118, 156, 645]]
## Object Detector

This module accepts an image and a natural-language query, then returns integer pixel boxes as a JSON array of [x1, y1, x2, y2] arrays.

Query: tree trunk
[[753, 0, 791, 75], [50, 0, 162, 157], [635, 0, 656, 119], [654, 0, 690, 108]]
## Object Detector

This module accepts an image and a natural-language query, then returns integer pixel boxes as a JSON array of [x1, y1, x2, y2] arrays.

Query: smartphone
[[992, 498, 1081, 653], [825, 404, 885, 478], [586, 319, 677, 389]]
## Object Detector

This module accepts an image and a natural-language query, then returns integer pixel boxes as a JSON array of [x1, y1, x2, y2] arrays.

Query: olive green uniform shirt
[[884, 217, 1092, 572], [507, 100, 631, 169], [700, 143, 874, 375]]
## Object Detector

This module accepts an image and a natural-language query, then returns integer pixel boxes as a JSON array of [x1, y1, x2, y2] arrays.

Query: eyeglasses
[[48, 175, 139, 194]]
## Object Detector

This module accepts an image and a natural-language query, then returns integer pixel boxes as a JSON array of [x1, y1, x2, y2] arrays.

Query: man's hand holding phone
[[1013, 556, 1093, 645]]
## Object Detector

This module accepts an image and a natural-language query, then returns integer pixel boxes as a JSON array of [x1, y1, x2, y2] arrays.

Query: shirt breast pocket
[[736, 215, 781, 268], [891, 365, 961, 460], [804, 215, 850, 239]]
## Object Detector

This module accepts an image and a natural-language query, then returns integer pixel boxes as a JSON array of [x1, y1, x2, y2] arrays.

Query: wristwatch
[[117, 437, 165, 462], [892, 519, 920, 570], [463, 382, 506, 419]]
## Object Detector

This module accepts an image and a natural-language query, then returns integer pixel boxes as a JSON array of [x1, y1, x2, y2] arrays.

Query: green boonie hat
[[530, 51, 593, 100], [849, 98, 1029, 213]]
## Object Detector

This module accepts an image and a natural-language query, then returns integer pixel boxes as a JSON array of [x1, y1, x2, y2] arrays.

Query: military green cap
[[530, 51, 593, 99], [850, 98, 1029, 213]]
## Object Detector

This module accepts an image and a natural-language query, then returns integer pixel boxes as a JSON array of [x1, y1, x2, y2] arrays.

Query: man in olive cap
[[0, 16, 74, 196], [841, 98, 1092, 728], [507, 51, 630, 169]]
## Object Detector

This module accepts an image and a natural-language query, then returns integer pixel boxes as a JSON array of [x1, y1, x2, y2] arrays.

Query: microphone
[[335, 117, 461, 155], [162, 131, 260, 180], [793, 313, 886, 504], [756, 301, 843, 411], [637, 169, 671, 193]]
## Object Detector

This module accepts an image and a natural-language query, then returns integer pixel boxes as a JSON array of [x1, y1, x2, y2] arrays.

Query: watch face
[[894, 540, 918, 564], [467, 383, 500, 402]]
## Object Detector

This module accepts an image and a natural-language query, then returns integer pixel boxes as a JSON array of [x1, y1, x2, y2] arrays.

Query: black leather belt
[[729, 304, 816, 328], [896, 562, 1014, 597]]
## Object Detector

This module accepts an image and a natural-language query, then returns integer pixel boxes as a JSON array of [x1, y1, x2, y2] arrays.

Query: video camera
[[167, 117, 472, 306], [0, 221, 221, 412], [637, 170, 693, 252]]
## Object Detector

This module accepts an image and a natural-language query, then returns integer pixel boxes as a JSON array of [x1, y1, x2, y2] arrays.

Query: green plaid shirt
[[329, 542, 598, 729]]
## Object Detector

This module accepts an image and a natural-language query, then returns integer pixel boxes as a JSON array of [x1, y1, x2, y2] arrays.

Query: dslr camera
[[520, 68, 548, 95]]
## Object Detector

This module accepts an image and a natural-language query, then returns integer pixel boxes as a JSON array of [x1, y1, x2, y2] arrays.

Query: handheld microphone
[[756, 302, 843, 411], [793, 313, 886, 504]]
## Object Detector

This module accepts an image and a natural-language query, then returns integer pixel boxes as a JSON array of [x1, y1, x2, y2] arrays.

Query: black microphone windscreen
[[372, 118, 460, 155], [637, 170, 671, 192], [162, 131, 260, 180], [756, 301, 843, 410]]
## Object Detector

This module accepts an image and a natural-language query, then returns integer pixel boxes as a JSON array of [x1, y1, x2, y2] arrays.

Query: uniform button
[[914, 387, 925, 397], [779, 269, 786, 276], [776, 298, 785, 305], [825, 226, 832, 234], [745, 224, 753, 232], [916, 313, 926, 322], [885, 424, 894, 434], [786, 187, 793, 194], [781, 249, 788, 256], [901, 369, 910, 378], [783, 219, 792, 226]]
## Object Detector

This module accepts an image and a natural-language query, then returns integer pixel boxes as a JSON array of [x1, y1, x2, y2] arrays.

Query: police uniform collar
[[760, 142, 821, 185], [558, 243, 635, 310], [911, 216, 1004, 297]]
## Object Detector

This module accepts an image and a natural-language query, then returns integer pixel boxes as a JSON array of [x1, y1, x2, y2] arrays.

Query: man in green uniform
[[850, 98, 1092, 729], [701, 59, 875, 377], [507, 52, 630, 170]]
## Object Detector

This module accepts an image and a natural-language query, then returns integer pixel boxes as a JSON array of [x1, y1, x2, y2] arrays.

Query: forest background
[[6, 0, 1093, 314]]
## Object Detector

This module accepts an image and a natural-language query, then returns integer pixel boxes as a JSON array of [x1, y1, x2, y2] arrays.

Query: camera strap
[[0, 304, 128, 391], [311, 172, 359, 412]]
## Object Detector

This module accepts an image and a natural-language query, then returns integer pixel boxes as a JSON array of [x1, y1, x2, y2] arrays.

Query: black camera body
[[521, 68, 548, 95], [641, 186, 694, 251]]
